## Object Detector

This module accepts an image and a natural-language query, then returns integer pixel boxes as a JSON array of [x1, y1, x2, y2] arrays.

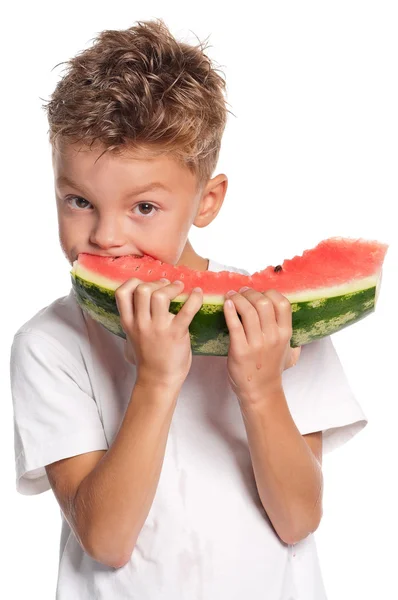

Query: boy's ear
[[193, 174, 228, 228]]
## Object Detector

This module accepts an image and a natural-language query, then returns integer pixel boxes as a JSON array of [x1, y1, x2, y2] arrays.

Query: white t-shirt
[[10, 258, 367, 600]]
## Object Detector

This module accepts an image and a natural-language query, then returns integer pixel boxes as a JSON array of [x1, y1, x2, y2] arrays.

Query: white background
[[2, 1, 397, 598]]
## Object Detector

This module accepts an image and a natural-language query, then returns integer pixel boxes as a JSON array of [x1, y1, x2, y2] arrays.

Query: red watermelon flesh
[[75, 237, 388, 300]]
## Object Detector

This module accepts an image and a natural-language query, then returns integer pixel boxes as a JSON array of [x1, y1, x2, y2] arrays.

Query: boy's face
[[53, 140, 227, 269]]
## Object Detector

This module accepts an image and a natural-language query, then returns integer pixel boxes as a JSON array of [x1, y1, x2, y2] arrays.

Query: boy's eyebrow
[[56, 175, 171, 195]]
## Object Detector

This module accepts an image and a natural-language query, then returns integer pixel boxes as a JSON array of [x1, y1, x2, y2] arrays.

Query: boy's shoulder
[[12, 289, 89, 360]]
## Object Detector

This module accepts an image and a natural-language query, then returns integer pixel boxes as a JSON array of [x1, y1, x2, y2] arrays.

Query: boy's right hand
[[115, 278, 203, 388]]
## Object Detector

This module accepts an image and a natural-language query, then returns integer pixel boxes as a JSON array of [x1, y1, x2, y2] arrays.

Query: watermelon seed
[[274, 265, 283, 273]]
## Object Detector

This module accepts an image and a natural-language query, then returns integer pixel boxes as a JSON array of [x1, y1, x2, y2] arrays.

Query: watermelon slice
[[70, 237, 388, 356]]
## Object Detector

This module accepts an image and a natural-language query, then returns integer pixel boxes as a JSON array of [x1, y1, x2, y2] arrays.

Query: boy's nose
[[89, 219, 127, 249]]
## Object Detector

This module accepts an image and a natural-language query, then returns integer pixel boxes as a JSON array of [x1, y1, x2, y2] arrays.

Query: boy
[[10, 18, 367, 599]]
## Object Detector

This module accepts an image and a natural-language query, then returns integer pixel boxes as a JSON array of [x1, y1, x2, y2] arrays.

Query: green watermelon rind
[[71, 273, 376, 355]]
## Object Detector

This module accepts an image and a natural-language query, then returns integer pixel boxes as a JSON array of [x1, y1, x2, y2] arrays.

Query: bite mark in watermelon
[[70, 237, 388, 356]]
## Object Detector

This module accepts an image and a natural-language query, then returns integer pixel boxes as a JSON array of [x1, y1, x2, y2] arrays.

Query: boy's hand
[[223, 287, 301, 404], [115, 278, 203, 388]]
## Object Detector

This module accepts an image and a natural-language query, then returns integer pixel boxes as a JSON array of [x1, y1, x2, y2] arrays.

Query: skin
[[46, 139, 323, 569], [222, 287, 323, 544], [53, 140, 227, 270]]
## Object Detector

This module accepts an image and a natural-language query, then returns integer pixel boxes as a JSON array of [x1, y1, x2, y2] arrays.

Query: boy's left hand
[[223, 287, 301, 404]]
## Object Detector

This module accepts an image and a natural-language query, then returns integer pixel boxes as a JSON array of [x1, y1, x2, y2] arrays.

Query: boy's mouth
[[74, 253, 143, 260], [72, 252, 148, 264]]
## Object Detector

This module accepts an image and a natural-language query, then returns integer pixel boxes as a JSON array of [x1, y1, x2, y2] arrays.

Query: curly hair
[[42, 18, 232, 190]]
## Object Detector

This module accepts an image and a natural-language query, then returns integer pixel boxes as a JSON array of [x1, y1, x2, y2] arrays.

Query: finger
[[150, 279, 185, 325], [172, 285, 203, 334], [134, 279, 173, 325], [115, 277, 143, 331], [223, 295, 249, 351], [288, 346, 302, 368], [238, 288, 276, 335], [115, 278, 169, 330], [264, 289, 292, 331], [225, 291, 263, 347]]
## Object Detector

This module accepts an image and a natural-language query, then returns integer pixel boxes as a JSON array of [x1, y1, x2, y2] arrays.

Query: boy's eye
[[134, 202, 157, 216], [66, 196, 158, 217], [67, 196, 91, 210]]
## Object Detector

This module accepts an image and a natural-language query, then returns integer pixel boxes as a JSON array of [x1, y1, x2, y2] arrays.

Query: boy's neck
[[178, 239, 209, 271]]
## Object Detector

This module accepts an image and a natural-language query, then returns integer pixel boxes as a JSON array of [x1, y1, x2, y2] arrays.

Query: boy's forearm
[[73, 379, 180, 568], [239, 387, 323, 546]]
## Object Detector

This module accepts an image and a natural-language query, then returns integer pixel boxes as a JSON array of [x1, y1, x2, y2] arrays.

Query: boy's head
[[43, 19, 231, 269]]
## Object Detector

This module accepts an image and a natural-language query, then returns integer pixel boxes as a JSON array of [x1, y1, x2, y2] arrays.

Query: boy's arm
[[45, 378, 180, 569], [239, 388, 323, 546]]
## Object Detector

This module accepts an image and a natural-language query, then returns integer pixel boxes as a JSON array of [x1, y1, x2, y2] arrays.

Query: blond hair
[[42, 18, 231, 190]]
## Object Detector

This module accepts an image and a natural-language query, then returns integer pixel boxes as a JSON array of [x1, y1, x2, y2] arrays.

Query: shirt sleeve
[[10, 331, 109, 496], [282, 336, 368, 454]]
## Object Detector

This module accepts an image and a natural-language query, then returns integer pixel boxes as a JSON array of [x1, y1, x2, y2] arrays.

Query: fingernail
[[160, 278, 170, 283], [193, 287, 202, 293], [173, 280, 183, 285], [239, 286, 250, 293], [226, 289, 237, 296]]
